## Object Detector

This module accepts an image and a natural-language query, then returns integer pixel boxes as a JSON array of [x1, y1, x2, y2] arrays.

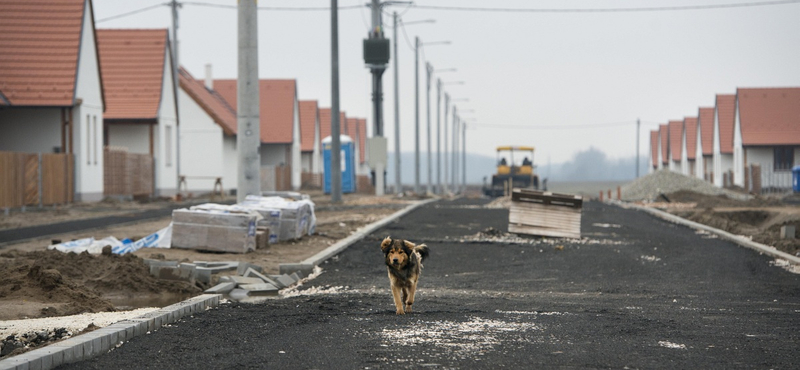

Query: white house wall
[[291, 98, 301, 190], [695, 125, 704, 178], [732, 102, 744, 187], [222, 135, 237, 193], [680, 129, 689, 175], [746, 147, 799, 190], [156, 47, 178, 196], [107, 124, 149, 153], [177, 87, 224, 193], [712, 110, 723, 187]]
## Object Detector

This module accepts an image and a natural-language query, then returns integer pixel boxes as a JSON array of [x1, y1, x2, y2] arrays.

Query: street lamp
[[393, 16, 434, 194], [450, 100, 469, 194], [414, 38, 450, 194], [457, 116, 476, 194], [439, 82, 464, 194]]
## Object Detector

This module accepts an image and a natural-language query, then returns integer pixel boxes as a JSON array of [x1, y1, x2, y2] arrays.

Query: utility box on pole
[[363, 39, 390, 65]]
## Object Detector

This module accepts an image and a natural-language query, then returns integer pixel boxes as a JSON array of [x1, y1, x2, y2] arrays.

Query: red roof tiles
[[178, 67, 236, 135], [668, 120, 683, 162], [299, 100, 319, 152], [650, 130, 659, 167], [97, 29, 169, 120], [214, 79, 297, 144], [319, 108, 332, 144], [0, 0, 87, 106], [715, 94, 736, 154], [659, 124, 668, 165], [684, 117, 697, 160], [358, 118, 367, 163], [737, 87, 800, 146], [346, 117, 359, 141], [697, 107, 715, 156]]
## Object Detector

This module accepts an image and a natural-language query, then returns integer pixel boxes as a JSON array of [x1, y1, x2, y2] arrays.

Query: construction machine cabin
[[483, 146, 539, 197]]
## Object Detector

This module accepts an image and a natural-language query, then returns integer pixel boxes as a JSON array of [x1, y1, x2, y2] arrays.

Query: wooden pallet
[[508, 188, 583, 239]]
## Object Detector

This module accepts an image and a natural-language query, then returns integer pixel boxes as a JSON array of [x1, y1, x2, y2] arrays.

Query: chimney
[[204, 64, 213, 90]]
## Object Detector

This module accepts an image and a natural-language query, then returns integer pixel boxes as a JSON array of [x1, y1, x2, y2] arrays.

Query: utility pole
[[170, 0, 181, 190], [365, 0, 388, 196], [426, 62, 433, 194], [452, 110, 458, 193], [331, 0, 342, 202], [462, 121, 466, 193], [436, 79, 442, 194], [636, 118, 640, 178], [393, 12, 401, 194], [236, 0, 260, 202], [443, 93, 450, 193], [414, 36, 420, 194]]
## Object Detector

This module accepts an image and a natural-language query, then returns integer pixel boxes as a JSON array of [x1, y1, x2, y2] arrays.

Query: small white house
[[97, 28, 179, 197], [680, 117, 697, 176], [658, 124, 668, 170], [732, 87, 800, 189], [299, 100, 321, 179], [178, 66, 238, 194], [668, 120, 682, 172], [0, 0, 105, 202], [695, 107, 715, 181], [712, 94, 736, 187]]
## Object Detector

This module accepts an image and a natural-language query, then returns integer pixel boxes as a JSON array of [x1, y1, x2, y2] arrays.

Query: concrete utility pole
[[462, 121, 466, 193], [425, 62, 433, 194], [414, 36, 420, 194], [393, 12, 401, 194], [452, 109, 458, 193], [331, 0, 342, 202], [443, 93, 450, 193], [236, 0, 260, 202], [636, 118, 641, 178], [436, 79, 442, 194], [366, 0, 387, 196], [170, 0, 181, 188]]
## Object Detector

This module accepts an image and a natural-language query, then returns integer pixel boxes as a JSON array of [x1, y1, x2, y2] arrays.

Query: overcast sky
[[93, 0, 800, 165]]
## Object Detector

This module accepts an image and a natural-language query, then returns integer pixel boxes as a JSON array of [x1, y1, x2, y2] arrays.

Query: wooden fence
[[104, 147, 154, 197], [0, 151, 74, 208]]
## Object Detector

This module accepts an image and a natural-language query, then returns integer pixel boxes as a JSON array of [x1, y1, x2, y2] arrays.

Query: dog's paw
[[405, 305, 413, 313], [396, 309, 405, 315]]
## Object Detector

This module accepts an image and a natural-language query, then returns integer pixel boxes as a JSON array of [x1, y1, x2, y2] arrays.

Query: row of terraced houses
[[0, 0, 370, 207], [649, 88, 800, 193]]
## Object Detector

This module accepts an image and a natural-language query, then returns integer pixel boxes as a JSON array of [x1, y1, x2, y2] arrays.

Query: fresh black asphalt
[[60, 198, 800, 369]]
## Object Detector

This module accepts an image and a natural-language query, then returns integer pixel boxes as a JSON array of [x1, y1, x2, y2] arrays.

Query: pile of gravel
[[621, 170, 746, 202]]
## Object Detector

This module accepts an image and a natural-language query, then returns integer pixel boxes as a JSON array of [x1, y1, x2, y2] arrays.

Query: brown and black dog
[[381, 236, 430, 315]]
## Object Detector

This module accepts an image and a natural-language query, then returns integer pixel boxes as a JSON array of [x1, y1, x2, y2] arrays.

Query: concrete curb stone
[[0, 294, 222, 370]]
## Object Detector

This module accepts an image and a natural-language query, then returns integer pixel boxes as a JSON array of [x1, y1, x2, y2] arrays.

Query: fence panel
[[41, 153, 74, 204], [104, 147, 153, 197], [0, 151, 74, 208]]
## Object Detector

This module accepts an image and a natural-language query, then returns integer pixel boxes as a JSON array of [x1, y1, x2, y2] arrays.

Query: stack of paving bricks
[[0, 294, 221, 370], [204, 263, 309, 298], [171, 207, 261, 253], [508, 188, 583, 239]]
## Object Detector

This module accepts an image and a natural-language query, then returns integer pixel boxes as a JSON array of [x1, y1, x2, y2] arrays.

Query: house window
[[86, 114, 91, 165], [165, 125, 172, 167], [774, 147, 794, 171]]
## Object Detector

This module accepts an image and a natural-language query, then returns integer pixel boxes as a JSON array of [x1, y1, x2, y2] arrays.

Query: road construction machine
[[483, 146, 539, 197]]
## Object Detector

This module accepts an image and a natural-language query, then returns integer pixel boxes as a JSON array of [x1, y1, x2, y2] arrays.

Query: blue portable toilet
[[793, 165, 800, 193], [322, 135, 356, 194]]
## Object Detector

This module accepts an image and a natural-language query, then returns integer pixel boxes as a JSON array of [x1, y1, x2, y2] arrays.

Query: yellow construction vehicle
[[483, 146, 539, 197]]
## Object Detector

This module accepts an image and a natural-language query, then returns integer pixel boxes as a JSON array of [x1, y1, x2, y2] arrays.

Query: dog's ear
[[381, 236, 392, 254], [402, 240, 415, 254]]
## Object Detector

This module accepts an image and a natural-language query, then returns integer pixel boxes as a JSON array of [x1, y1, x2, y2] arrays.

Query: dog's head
[[381, 236, 414, 269]]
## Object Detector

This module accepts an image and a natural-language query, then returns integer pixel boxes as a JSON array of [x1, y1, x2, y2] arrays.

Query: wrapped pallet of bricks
[[171, 207, 262, 253], [508, 188, 583, 239], [242, 195, 316, 241], [193, 203, 281, 244]]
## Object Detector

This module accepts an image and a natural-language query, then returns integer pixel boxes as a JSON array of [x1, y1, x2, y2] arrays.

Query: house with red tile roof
[[0, 0, 105, 201], [97, 28, 178, 197], [215, 79, 302, 191], [649, 130, 659, 173], [659, 124, 669, 169], [298, 100, 321, 188], [712, 94, 736, 187], [681, 117, 697, 176], [733, 87, 800, 189], [357, 118, 369, 174], [177, 66, 237, 194], [668, 120, 683, 172], [695, 107, 715, 181]]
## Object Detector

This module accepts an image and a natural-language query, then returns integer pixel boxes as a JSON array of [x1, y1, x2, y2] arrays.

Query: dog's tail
[[415, 244, 430, 262]]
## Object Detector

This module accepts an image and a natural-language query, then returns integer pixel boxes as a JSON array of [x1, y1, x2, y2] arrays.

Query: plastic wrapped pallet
[[171, 207, 261, 253], [241, 195, 316, 241], [193, 203, 281, 244]]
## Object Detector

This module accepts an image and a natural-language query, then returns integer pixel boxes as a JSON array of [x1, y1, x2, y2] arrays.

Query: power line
[[181, 1, 364, 11], [470, 121, 644, 130], [96, 3, 166, 23], [410, 0, 800, 13]]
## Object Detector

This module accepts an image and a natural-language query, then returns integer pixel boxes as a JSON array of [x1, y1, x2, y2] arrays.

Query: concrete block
[[229, 288, 249, 300], [270, 274, 297, 288], [237, 262, 263, 276], [152, 265, 193, 282], [242, 268, 281, 287], [290, 271, 303, 281], [780, 225, 795, 239], [0, 355, 30, 370], [199, 261, 239, 273], [143, 259, 179, 268], [279, 263, 314, 276], [205, 281, 236, 294], [238, 283, 279, 296], [219, 275, 264, 285], [81, 338, 94, 359]]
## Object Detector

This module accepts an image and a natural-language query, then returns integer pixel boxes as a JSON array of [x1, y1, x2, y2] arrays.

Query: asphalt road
[[61, 198, 800, 369]]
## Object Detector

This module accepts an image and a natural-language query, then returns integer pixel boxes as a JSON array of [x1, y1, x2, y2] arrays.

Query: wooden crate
[[508, 188, 583, 239]]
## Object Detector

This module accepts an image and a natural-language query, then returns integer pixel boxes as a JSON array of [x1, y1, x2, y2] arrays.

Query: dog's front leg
[[405, 282, 417, 313], [391, 284, 405, 315]]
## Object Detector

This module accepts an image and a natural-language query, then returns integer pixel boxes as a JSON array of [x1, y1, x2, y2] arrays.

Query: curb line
[[279, 197, 438, 275], [613, 200, 800, 266], [0, 294, 222, 370]]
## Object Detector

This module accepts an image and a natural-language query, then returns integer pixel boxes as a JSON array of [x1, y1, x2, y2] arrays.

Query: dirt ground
[[0, 191, 420, 321], [636, 190, 800, 257]]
